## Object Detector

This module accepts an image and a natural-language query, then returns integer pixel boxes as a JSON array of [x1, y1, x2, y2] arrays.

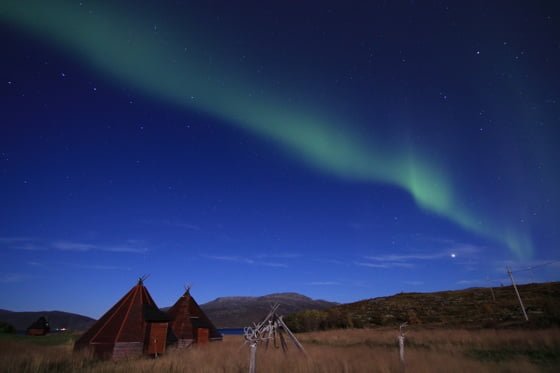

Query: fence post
[[249, 342, 257, 373], [398, 322, 407, 365]]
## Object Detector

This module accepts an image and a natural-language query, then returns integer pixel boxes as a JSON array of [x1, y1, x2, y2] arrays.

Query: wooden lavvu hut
[[74, 278, 176, 359], [166, 288, 222, 347]]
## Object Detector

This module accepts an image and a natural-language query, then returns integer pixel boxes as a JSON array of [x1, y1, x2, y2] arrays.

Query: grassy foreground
[[0, 328, 559, 372]]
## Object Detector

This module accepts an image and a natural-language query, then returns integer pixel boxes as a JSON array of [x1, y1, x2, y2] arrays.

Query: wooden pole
[[278, 316, 307, 355], [249, 343, 257, 373], [398, 334, 405, 363], [489, 286, 496, 302], [398, 322, 407, 364], [507, 266, 529, 321], [486, 277, 496, 302]]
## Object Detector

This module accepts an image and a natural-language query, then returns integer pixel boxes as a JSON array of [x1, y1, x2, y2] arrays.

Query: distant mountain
[[0, 309, 96, 332], [200, 292, 337, 328], [284, 282, 560, 332]]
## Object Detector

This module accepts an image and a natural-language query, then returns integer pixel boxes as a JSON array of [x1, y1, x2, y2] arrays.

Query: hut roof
[[75, 279, 172, 348], [167, 289, 222, 340]]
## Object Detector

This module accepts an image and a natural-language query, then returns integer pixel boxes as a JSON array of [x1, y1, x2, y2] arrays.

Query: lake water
[[218, 328, 245, 335]]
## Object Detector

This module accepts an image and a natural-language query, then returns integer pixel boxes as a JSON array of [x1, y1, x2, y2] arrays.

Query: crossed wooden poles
[[243, 304, 306, 373]]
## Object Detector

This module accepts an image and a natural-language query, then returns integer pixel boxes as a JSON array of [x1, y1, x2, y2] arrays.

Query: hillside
[[284, 282, 560, 332], [0, 309, 95, 332], [200, 292, 337, 328]]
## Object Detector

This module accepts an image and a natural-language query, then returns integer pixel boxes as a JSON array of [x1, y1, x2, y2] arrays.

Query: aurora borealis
[[1, 1, 558, 317]]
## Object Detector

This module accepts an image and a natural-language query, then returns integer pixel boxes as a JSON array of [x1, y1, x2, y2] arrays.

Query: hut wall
[[112, 342, 143, 360], [88, 343, 115, 359], [177, 338, 194, 348], [27, 328, 47, 336]]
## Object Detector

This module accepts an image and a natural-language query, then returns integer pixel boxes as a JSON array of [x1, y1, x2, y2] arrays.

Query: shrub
[[0, 321, 16, 334]]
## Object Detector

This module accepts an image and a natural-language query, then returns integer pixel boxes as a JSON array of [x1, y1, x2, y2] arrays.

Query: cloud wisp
[[141, 219, 201, 231], [358, 241, 482, 269], [0, 237, 35, 243], [204, 255, 288, 268], [66, 263, 132, 271], [0, 273, 30, 283], [53, 240, 149, 253], [0, 237, 148, 254], [355, 261, 415, 269], [256, 253, 302, 259], [307, 281, 340, 286], [52, 241, 97, 252], [0, 237, 46, 251]]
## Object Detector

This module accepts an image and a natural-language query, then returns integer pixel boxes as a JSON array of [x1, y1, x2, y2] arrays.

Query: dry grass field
[[1, 327, 559, 372]]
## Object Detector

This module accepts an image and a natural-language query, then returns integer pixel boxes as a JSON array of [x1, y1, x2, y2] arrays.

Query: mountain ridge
[[4, 283, 559, 333], [200, 292, 337, 328]]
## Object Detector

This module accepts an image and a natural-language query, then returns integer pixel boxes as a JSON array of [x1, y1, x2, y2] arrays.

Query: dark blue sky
[[1, 1, 559, 318]]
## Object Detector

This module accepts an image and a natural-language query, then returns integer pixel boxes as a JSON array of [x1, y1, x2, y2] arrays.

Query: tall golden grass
[[1, 328, 559, 372]]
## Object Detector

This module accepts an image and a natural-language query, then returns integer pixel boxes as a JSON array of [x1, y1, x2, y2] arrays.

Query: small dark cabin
[[27, 316, 50, 336]]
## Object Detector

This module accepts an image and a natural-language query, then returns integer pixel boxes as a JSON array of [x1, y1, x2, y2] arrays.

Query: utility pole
[[506, 265, 529, 321], [486, 276, 496, 302]]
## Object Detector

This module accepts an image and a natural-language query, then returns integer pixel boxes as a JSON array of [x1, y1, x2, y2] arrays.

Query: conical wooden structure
[[167, 288, 222, 348], [74, 278, 176, 359]]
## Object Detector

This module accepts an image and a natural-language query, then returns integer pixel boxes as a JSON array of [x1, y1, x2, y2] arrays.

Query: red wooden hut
[[167, 288, 222, 348], [74, 278, 176, 359]]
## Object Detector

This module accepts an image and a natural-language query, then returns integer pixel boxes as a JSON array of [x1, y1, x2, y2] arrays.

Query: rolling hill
[[284, 282, 560, 332], [0, 309, 95, 332]]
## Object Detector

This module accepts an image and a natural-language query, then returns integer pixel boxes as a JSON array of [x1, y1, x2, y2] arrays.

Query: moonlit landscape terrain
[[1, 1, 559, 371]]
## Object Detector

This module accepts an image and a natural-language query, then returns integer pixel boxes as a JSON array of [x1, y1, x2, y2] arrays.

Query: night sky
[[1, 1, 559, 319]]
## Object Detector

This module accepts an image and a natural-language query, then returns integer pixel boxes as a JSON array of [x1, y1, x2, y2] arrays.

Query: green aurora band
[[0, 1, 532, 258]]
